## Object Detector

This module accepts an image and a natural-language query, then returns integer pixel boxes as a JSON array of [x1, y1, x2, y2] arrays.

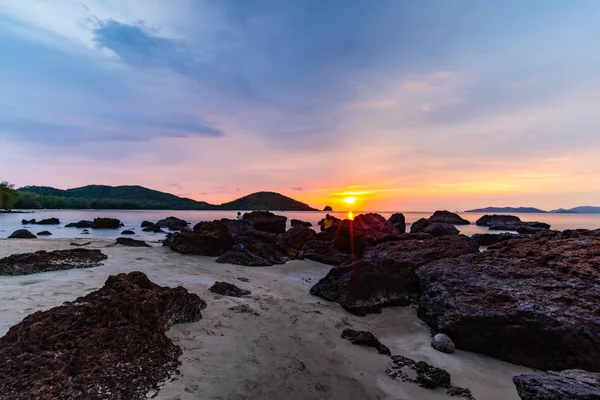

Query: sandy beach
[[0, 238, 532, 399]]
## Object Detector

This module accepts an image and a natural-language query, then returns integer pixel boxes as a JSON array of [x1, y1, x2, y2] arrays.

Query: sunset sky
[[1, 1, 600, 211]]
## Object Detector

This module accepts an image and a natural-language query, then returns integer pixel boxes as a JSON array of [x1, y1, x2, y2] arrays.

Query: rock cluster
[[0, 272, 206, 399], [141, 217, 189, 232], [0, 248, 107, 276], [21, 218, 60, 225], [476, 214, 551, 233]]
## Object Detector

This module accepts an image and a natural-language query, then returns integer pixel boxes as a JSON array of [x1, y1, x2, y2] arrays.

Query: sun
[[344, 197, 356, 205]]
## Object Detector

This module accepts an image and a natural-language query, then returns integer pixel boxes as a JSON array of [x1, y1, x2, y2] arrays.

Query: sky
[[1, 1, 600, 211]]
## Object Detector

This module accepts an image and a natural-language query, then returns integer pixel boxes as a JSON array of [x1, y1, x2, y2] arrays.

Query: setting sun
[[344, 197, 357, 205]]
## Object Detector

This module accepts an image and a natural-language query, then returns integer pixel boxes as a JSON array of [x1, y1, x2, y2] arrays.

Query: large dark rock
[[471, 232, 525, 246], [323, 205, 333, 211], [0, 271, 205, 400], [141, 220, 155, 228], [513, 370, 600, 400], [209, 281, 251, 297], [385, 213, 406, 233], [410, 218, 459, 236], [476, 214, 521, 226], [0, 249, 107, 276], [277, 226, 316, 258], [91, 217, 121, 229], [116, 237, 151, 247], [166, 221, 233, 256], [65, 220, 93, 228], [155, 216, 189, 231], [143, 225, 166, 233], [311, 235, 478, 315], [36, 218, 60, 225], [417, 229, 600, 371], [21, 219, 36, 225], [8, 229, 37, 239], [428, 210, 470, 225], [297, 239, 353, 266], [242, 211, 287, 234], [341, 329, 390, 355], [290, 219, 312, 228]]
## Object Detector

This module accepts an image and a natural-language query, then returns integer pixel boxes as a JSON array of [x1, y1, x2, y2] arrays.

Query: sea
[[1, 210, 600, 240]]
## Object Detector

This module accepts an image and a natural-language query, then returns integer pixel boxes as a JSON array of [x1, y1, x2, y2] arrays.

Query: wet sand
[[0, 239, 532, 399]]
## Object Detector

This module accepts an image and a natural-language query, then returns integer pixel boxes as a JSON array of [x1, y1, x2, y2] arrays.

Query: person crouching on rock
[[323, 214, 334, 231], [236, 212, 243, 221]]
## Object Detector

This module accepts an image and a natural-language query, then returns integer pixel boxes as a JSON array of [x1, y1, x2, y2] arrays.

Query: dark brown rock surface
[[428, 210, 470, 225], [513, 370, 600, 400], [166, 221, 233, 256], [0, 272, 206, 400], [0, 249, 107, 276], [242, 211, 287, 234], [410, 218, 459, 236], [417, 229, 600, 371], [8, 229, 36, 239], [91, 217, 121, 229]]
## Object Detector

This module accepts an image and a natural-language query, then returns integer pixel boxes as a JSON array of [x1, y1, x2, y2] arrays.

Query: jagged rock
[[0, 249, 107, 276], [8, 229, 37, 239], [121, 229, 135, 235], [143, 225, 166, 233], [410, 218, 459, 236], [209, 281, 251, 297], [513, 370, 600, 400], [432, 333, 455, 354], [385, 213, 406, 233], [311, 236, 478, 315], [21, 218, 36, 224], [428, 210, 470, 225], [116, 237, 150, 247], [298, 239, 353, 266], [476, 214, 521, 226], [141, 220, 155, 228], [415, 361, 452, 389], [242, 211, 287, 234], [417, 229, 600, 371], [156, 216, 189, 231], [36, 218, 59, 225], [323, 205, 333, 211], [166, 221, 233, 256], [471, 232, 525, 246], [91, 217, 121, 229], [37, 230, 52, 236], [341, 329, 391, 355], [290, 219, 312, 227], [216, 250, 272, 266], [0, 272, 205, 400], [277, 226, 317, 258]]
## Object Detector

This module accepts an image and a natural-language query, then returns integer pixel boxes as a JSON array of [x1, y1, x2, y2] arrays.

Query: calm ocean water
[[1, 210, 600, 240]]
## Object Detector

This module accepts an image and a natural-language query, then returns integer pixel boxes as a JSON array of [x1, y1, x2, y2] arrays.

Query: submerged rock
[[116, 237, 151, 247], [91, 217, 121, 229], [209, 281, 251, 297], [36, 218, 60, 225], [121, 229, 135, 235], [143, 225, 166, 233], [36, 230, 52, 236], [155, 216, 189, 231], [428, 210, 470, 225], [513, 369, 600, 400], [0, 249, 107, 276], [8, 229, 36, 239], [417, 229, 600, 371], [0, 271, 205, 400], [341, 329, 391, 355], [21, 218, 36, 225]]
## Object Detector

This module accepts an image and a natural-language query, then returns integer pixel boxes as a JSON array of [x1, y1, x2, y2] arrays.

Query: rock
[[471, 232, 525, 246], [385, 213, 406, 233], [70, 241, 91, 246], [516, 225, 549, 234], [0, 271, 205, 399], [428, 210, 470, 225], [121, 229, 135, 235], [298, 239, 353, 266], [21, 218, 36, 224], [432, 333, 455, 354], [166, 221, 234, 256], [476, 214, 521, 226], [415, 361, 452, 389], [143, 225, 166, 233], [64, 222, 77, 227], [64, 220, 93, 228], [229, 304, 260, 316], [324, 205, 333, 211], [290, 218, 312, 227], [156, 216, 189, 231], [242, 211, 287, 234], [36, 230, 52, 236], [8, 229, 37, 239], [0, 248, 107, 276], [237, 277, 250, 282], [36, 218, 60, 225], [488, 221, 551, 231], [91, 217, 121, 229], [311, 236, 478, 315], [116, 237, 151, 247], [277, 226, 317, 258], [209, 281, 251, 297], [410, 218, 459, 236], [81, 230, 90, 235], [513, 370, 600, 400], [216, 250, 272, 266], [417, 229, 600, 371], [141, 220, 155, 228], [341, 329, 391, 355]]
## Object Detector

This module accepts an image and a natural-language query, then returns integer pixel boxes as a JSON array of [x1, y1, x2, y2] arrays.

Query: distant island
[[465, 206, 600, 214], [11, 185, 318, 211]]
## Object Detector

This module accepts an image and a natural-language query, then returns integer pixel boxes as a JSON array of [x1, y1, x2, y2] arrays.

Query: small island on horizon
[[465, 205, 600, 214]]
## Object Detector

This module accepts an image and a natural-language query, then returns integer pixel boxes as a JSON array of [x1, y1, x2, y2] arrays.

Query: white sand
[[0, 239, 532, 399]]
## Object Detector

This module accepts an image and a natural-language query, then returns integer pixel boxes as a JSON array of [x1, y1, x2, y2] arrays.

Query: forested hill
[[14, 186, 317, 211], [219, 191, 318, 211]]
